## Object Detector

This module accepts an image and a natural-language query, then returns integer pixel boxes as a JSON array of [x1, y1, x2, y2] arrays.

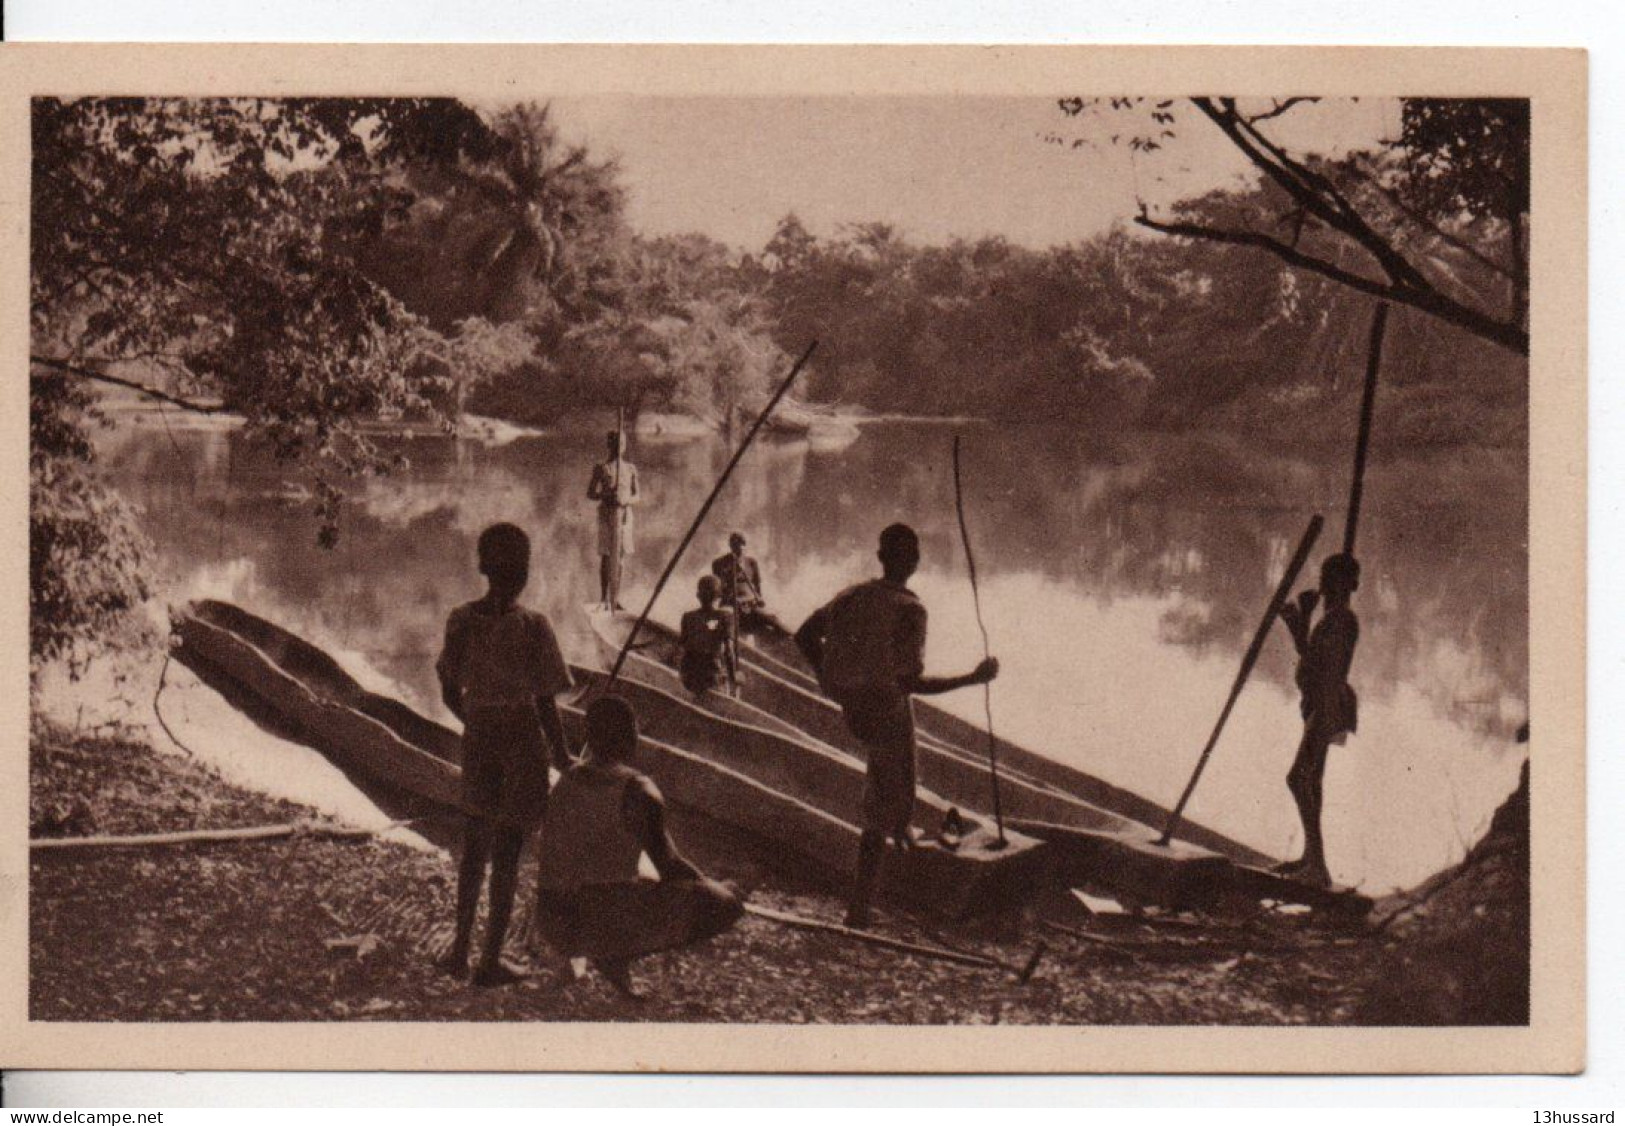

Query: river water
[[96, 414, 1529, 893]]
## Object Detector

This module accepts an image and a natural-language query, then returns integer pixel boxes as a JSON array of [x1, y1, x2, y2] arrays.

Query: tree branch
[[30, 354, 227, 415], [1177, 97, 1527, 356], [1133, 214, 1530, 356], [1243, 97, 1319, 125]]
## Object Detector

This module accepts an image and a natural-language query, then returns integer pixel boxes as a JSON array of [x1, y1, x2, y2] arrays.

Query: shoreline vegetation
[[29, 642, 1529, 1026]]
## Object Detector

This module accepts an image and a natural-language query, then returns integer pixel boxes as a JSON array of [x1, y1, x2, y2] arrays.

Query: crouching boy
[[536, 696, 743, 998]]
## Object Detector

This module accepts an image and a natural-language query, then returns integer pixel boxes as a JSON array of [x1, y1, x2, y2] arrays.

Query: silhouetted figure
[[587, 430, 639, 608], [535, 696, 743, 999], [434, 523, 574, 986], [1275, 552, 1361, 889], [712, 531, 789, 638], [794, 523, 998, 928], [678, 574, 738, 698]]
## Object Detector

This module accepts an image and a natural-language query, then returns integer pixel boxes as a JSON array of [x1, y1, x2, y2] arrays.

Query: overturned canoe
[[171, 599, 1046, 918], [587, 605, 1272, 868]]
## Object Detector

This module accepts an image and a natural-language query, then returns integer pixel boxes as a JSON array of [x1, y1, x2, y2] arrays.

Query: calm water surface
[[99, 417, 1529, 892]]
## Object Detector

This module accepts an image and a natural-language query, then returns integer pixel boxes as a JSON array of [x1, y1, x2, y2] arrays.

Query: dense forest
[[30, 96, 1529, 667]]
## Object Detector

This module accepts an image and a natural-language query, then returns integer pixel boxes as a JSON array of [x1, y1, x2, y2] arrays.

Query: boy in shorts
[[434, 523, 574, 986]]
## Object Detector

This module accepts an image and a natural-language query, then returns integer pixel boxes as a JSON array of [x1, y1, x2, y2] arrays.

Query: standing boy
[[435, 523, 574, 986], [587, 430, 639, 608], [536, 695, 743, 999], [1275, 552, 1361, 889], [793, 523, 998, 927]]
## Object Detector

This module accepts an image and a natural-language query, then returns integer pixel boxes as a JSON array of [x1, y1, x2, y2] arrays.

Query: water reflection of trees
[[101, 420, 1527, 738]]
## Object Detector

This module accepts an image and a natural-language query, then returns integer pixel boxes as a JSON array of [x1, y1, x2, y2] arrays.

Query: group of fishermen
[[431, 427, 1360, 994]]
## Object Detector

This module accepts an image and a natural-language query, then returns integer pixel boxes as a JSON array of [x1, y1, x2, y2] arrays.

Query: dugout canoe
[[170, 599, 1046, 918], [583, 606, 1370, 914]]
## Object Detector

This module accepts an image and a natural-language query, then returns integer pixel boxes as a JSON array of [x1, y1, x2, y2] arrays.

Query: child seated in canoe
[[434, 523, 575, 987], [535, 695, 743, 999], [677, 575, 738, 698]]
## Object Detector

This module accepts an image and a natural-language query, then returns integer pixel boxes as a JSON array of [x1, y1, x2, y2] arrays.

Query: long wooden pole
[[744, 903, 1044, 982], [597, 340, 818, 693], [1344, 303, 1389, 555], [1158, 513, 1325, 846], [951, 434, 1007, 848]]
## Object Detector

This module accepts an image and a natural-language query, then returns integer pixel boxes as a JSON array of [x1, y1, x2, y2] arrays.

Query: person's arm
[[624, 778, 701, 882], [889, 601, 996, 696], [537, 698, 573, 772], [434, 611, 468, 723], [532, 616, 577, 769], [1278, 590, 1318, 655], [587, 463, 606, 501], [794, 606, 829, 672], [905, 661, 999, 696]]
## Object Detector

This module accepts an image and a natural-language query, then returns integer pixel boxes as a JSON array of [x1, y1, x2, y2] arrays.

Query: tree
[[30, 96, 498, 666], [360, 102, 627, 328], [1053, 96, 1530, 356]]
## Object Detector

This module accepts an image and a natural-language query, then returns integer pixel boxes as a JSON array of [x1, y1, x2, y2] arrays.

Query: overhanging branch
[[30, 354, 227, 415], [1133, 214, 1529, 356]]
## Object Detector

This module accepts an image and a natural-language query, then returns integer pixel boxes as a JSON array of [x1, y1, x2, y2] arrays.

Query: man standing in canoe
[[711, 531, 788, 637], [435, 523, 575, 986], [536, 695, 743, 999], [794, 523, 999, 928], [587, 429, 639, 609], [1275, 552, 1362, 889]]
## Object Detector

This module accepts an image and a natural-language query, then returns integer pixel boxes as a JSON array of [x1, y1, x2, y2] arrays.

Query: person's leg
[[846, 828, 885, 928], [472, 825, 527, 985], [437, 817, 490, 976], [599, 554, 611, 605], [1297, 730, 1332, 882], [1280, 725, 1332, 884]]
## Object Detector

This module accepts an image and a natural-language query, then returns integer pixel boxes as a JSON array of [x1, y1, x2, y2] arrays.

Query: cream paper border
[[0, 43, 1586, 1074]]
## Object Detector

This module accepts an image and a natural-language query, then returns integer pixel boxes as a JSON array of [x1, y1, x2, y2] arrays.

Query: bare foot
[[472, 959, 529, 988], [843, 904, 872, 930], [593, 960, 644, 1001], [433, 949, 468, 980]]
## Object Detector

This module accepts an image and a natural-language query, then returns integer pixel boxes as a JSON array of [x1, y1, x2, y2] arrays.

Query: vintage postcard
[[0, 44, 1586, 1073]]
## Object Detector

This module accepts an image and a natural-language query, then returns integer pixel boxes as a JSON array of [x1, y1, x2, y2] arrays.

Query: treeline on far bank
[[424, 215, 1527, 451], [343, 106, 1523, 450]]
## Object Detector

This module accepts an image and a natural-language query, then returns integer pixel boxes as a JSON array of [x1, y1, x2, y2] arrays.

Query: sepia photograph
[[3, 44, 1587, 1073]]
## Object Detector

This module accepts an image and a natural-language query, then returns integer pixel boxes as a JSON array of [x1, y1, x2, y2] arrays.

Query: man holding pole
[[1275, 552, 1361, 888], [794, 523, 999, 928], [587, 428, 639, 609]]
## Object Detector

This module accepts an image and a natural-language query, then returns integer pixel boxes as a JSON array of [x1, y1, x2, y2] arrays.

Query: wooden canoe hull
[[171, 600, 1046, 917], [587, 606, 1270, 867], [732, 621, 1277, 865]]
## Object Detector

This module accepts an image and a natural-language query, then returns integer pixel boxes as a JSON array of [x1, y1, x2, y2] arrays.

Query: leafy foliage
[[30, 373, 151, 675], [30, 96, 501, 663], [1051, 96, 1530, 354]]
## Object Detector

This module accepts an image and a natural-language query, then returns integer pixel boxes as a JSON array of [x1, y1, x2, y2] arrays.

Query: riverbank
[[28, 693, 1530, 1025]]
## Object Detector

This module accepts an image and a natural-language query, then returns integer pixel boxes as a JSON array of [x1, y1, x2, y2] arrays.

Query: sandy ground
[[30, 715, 1422, 1025]]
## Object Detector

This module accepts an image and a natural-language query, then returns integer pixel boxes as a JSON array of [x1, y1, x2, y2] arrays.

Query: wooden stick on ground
[[1158, 512, 1325, 846], [745, 903, 1044, 982], [29, 820, 406, 850]]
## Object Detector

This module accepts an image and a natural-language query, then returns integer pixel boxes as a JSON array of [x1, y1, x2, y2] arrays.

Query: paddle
[[951, 433, 1007, 849], [591, 339, 819, 698], [1158, 513, 1324, 847]]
